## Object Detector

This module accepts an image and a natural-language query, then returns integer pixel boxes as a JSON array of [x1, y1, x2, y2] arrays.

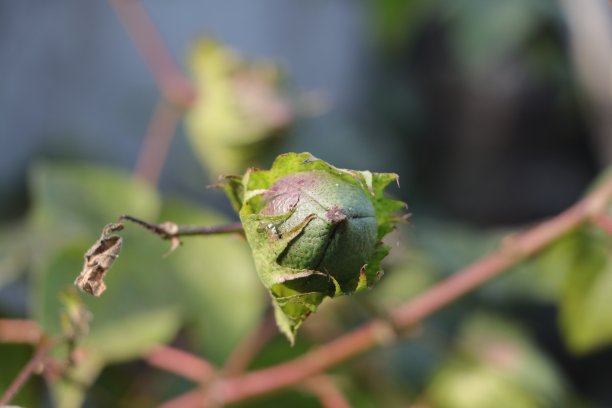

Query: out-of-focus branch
[[221, 311, 277, 376], [0, 319, 43, 344], [159, 314, 277, 408], [134, 99, 182, 186], [0, 339, 55, 406], [109, 0, 195, 186], [109, 0, 195, 108], [303, 375, 351, 408], [592, 212, 612, 235], [145, 345, 216, 383], [159, 389, 204, 408]]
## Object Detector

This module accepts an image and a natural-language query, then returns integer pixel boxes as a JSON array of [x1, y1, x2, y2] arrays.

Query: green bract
[[223, 152, 406, 343]]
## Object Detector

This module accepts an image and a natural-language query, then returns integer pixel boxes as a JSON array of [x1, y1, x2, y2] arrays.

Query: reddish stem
[[0, 319, 43, 344], [145, 345, 216, 383], [592, 213, 612, 235], [158, 389, 204, 408], [221, 312, 277, 376], [134, 99, 181, 186], [109, 0, 195, 108], [119, 215, 244, 238], [0, 339, 55, 405], [303, 376, 351, 408]]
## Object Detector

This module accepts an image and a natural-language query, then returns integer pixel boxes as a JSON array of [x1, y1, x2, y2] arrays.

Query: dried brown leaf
[[74, 223, 124, 296]]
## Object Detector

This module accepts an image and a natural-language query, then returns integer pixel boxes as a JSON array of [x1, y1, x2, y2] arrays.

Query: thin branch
[[157, 315, 276, 408], [145, 345, 216, 383], [177, 176, 612, 406], [0, 339, 55, 406], [303, 375, 351, 408], [41, 357, 68, 382], [119, 215, 243, 239], [221, 311, 277, 376], [134, 98, 182, 186], [0, 319, 43, 344], [158, 389, 203, 408], [164, 223, 245, 237], [592, 213, 612, 235], [109, 0, 195, 108]]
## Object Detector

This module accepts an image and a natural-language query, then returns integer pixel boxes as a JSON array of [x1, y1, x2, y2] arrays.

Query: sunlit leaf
[[560, 226, 612, 353]]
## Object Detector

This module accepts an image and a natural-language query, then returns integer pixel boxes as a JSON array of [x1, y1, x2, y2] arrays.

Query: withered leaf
[[74, 223, 124, 297]]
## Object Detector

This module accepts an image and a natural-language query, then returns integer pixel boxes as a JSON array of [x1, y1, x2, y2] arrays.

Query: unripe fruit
[[261, 171, 378, 293], [223, 152, 406, 343]]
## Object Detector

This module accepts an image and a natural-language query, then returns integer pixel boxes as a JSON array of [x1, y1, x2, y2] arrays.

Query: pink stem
[[145, 345, 216, 383]]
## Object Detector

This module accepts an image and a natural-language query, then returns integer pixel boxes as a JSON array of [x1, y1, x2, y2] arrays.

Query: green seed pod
[[223, 152, 406, 343]]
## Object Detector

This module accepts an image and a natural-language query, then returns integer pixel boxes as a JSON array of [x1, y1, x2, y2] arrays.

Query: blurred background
[[1, 0, 612, 407]]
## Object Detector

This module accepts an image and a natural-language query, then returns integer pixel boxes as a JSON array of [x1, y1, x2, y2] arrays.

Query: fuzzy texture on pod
[[223, 152, 406, 343]]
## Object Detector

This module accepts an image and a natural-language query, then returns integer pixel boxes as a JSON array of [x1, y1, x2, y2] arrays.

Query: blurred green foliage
[[1, 153, 611, 408], [1, 1, 612, 407], [558, 226, 612, 353], [2, 163, 266, 406], [185, 39, 293, 178], [425, 314, 567, 408]]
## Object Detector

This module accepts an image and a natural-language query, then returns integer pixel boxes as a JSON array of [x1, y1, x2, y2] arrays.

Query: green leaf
[[49, 351, 105, 408], [29, 162, 160, 234], [223, 152, 405, 342], [28, 163, 181, 363], [0, 221, 30, 289], [482, 232, 578, 303], [159, 200, 266, 363], [560, 226, 612, 353], [426, 314, 567, 408], [33, 242, 182, 363]]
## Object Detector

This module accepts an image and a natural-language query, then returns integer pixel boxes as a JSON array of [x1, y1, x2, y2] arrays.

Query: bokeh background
[[1, 0, 612, 407]]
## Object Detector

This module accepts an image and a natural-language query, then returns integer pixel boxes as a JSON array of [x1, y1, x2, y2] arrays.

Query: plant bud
[[223, 152, 406, 343], [261, 170, 378, 291]]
